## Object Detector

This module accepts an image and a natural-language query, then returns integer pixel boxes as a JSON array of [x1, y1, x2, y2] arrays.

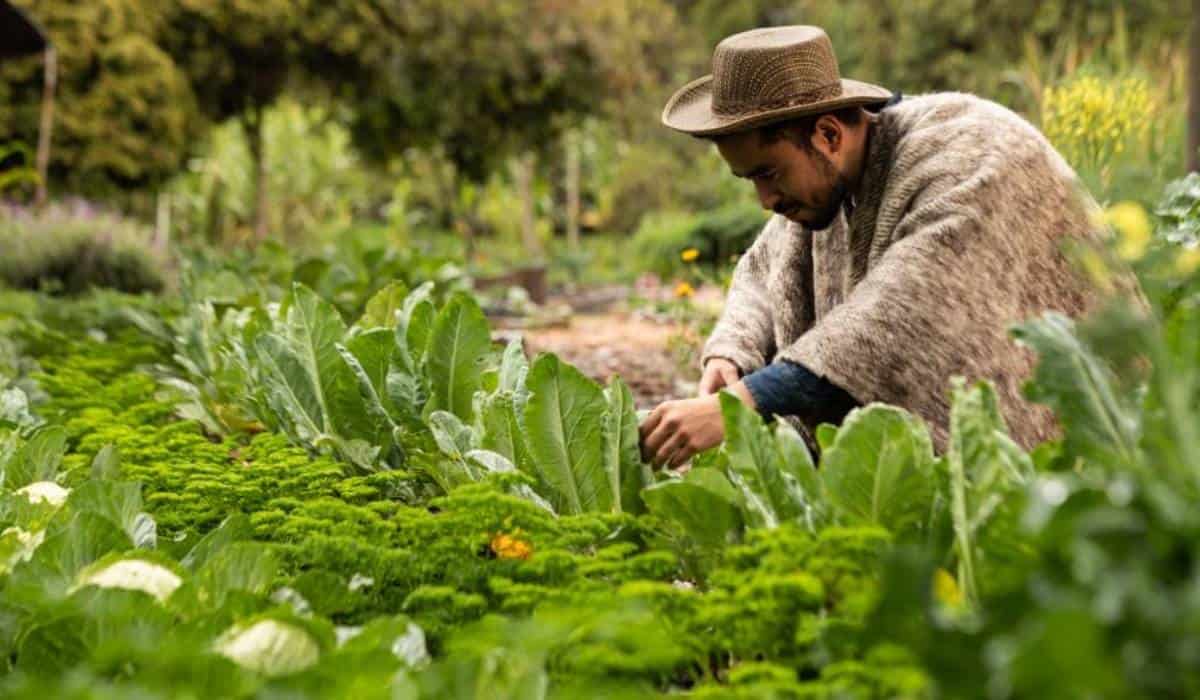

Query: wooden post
[[244, 106, 271, 243], [515, 152, 543, 257], [243, 106, 270, 242], [565, 130, 581, 252], [35, 46, 56, 207], [1190, 0, 1200, 173], [154, 191, 171, 254]]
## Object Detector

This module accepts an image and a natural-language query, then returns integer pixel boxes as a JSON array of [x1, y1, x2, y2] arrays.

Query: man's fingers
[[654, 430, 688, 469], [641, 410, 673, 463], [720, 366, 739, 388], [638, 406, 662, 442], [667, 440, 694, 469]]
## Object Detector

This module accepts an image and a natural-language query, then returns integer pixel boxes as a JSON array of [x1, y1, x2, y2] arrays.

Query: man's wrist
[[726, 380, 758, 411]]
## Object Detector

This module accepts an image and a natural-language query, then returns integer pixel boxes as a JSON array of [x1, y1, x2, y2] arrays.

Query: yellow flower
[[1041, 74, 1155, 182], [933, 568, 964, 608], [1104, 200, 1152, 260], [674, 282, 695, 298], [680, 248, 700, 263], [490, 531, 532, 560], [1176, 246, 1200, 276]]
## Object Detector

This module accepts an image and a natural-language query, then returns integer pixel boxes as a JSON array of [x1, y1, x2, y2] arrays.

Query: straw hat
[[662, 26, 891, 136]]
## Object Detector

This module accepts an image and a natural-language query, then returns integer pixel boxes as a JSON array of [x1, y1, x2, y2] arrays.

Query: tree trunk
[[515, 152, 543, 257], [206, 176, 225, 245], [459, 178, 482, 262], [1190, 0, 1200, 173], [565, 130, 581, 252], [426, 154, 475, 259], [153, 191, 170, 255], [35, 47, 56, 208], [243, 106, 270, 242]]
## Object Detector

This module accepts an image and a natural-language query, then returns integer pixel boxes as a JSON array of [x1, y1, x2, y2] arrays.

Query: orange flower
[[674, 281, 695, 298], [490, 532, 533, 560], [680, 248, 700, 263]]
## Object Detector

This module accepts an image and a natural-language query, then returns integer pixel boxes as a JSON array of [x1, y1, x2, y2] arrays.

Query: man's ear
[[812, 115, 842, 154]]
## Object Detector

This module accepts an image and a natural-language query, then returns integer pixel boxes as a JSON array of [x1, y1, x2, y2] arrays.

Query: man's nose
[[755, 180, 780, 211]]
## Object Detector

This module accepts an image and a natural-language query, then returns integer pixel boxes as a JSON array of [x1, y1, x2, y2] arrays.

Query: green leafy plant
[[0, 143, 39, 195]]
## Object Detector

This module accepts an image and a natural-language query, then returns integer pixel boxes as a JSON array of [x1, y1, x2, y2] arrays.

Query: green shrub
[[0, 204, 164, 294], [165, 98, 389, 247], [631, 203, 766, 278]]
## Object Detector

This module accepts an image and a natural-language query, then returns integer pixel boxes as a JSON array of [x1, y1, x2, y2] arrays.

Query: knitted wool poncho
[[701, 92, 1113, 450]]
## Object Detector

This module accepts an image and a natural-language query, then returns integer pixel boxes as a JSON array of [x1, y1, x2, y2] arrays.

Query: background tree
[[1190, 0, 1199, 172], [340, 0, 686, 255], [670, 0, 1186, 112], [159, 0, 298, 240], [0, 0, 201, 199]]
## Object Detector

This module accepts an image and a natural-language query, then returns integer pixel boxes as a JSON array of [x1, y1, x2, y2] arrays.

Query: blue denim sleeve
[[742, 360, 859, 425]]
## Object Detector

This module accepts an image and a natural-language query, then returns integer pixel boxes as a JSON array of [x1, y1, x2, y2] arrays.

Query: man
[[639, 25, 1112, 469]]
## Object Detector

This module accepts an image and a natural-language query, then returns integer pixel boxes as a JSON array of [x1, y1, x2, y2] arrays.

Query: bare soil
[[518, 309, 699, 410]]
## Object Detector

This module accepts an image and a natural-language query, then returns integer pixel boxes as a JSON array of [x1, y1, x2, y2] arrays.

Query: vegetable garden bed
[[1, 205, 1198, 697]]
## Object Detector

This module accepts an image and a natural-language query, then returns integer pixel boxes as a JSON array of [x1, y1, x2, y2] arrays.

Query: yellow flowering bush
[[680, 248, 700, 263], [1104, 200, 1153, 260], [674, 281, 695, 299], [1041, 74, 1154, 190]]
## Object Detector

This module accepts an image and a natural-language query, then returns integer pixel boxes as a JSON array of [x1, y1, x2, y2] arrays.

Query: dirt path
[[517, 310, 699, 410]]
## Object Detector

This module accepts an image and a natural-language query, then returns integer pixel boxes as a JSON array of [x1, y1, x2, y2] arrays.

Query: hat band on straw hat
[[712, 81, 843, 118]]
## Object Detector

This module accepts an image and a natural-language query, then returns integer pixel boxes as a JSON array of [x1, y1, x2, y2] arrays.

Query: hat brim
[[662, 75, 892, 136]]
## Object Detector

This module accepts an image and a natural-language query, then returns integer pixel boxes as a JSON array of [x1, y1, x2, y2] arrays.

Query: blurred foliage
[[865, 180, 1200, 696], [0, 0, 1190, 281], [0, 202, 165, 295], [590, 136, 750, 237], [1037, 47, 1185, 204], [160, 0, 295, 122], [672, 1, 1186, 108], [0, 142, 40, 196], [632, 204, 767, 279], [345, 0, 687, 183], [165, 99, 389, 247], [0, 0, 200, 196], [1042, 74, 1155, 194], [173, 223, 467, 322], [1156, 173, 1200, 249]]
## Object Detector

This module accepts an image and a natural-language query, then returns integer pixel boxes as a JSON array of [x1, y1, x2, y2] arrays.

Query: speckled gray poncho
[[702, 92, 1115, 450]]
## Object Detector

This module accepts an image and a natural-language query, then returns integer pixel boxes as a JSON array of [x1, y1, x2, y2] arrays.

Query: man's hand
[[698, 357, 741, 396], [639, 395, 724, 469], [639, 381, 758, 470]]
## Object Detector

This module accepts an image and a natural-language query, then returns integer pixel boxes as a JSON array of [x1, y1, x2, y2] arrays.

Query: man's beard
[[804, 177, 848, 230], [777, 149, 848, 231]]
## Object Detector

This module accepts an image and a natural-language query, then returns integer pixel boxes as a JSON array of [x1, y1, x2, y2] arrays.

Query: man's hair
[[697, 106, 865, 149]]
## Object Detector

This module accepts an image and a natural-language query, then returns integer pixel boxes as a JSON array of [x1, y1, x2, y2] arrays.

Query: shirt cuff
[[742, 359, 858, 424]]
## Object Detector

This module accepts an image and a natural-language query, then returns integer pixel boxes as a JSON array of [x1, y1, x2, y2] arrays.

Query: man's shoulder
[[885, 92, 1031, 128], [878, 91, 1065, 189], [884, 92, 1047, 154]]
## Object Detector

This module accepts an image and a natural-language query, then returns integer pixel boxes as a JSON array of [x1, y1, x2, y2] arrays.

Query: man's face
[[716, 127, 848, 230]]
